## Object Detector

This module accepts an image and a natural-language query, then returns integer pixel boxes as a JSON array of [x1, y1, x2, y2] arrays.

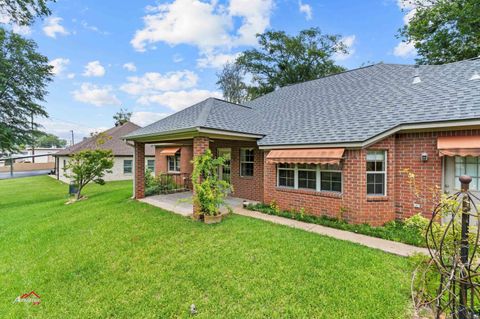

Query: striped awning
[[438, 136, 480, 157], [266, 148, 345, 164], [159, 147, 180, 156]]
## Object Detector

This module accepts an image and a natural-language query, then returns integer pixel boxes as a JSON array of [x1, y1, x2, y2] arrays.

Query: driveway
[[0, 170, 52, 180]]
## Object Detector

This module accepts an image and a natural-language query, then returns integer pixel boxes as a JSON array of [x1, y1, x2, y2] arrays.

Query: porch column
[[134, 141, 145, 199], [192, 136, 210, 216]]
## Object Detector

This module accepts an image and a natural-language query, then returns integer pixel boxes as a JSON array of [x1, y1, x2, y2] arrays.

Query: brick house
[[125, 59, 480, 226]]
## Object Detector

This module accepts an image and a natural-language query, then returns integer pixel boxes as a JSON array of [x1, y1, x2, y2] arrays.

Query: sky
[[2, 0, 417, 144]]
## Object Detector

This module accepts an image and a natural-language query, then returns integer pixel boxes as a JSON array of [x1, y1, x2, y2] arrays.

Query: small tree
[[191, 149, 232, 216], [113, 108, 132, 126], [216, 62, 248, 104], [64, 149, 114, 200]]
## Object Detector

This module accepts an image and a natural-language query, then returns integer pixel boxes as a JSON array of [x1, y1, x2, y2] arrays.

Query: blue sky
[[2, 0, 417, 142]]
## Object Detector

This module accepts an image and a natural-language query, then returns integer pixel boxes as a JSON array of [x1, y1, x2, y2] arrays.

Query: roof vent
[[470, 71, 480, 81], [412, 66, 421, 84]]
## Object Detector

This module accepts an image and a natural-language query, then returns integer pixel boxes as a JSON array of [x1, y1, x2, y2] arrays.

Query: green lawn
[[0, 176, 413, 318]]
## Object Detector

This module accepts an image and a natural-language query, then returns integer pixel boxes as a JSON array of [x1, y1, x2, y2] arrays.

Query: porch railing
[[154, 173, 192, 194]]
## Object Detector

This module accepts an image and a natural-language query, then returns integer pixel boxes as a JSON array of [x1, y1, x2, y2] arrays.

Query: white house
[[55, 122, 155, 182]]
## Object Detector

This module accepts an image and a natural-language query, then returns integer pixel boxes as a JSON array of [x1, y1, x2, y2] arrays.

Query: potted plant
[[191, 150, 232, 224]]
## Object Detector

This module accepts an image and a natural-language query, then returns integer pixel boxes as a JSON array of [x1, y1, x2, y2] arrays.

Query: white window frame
[[240, 148, 254, 177], [123, 159, 133, 175], [366, 150, 387, 196], [167, 154, 180, 173], [147, 159, 155, 172], [276, 163, 343, 194], [454, 156, 480, 191]]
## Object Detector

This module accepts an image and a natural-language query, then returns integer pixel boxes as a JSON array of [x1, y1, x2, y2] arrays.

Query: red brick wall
[[263, 129, 480, 226], [210, 140, 264, 202], [134, 142, 145, 199], [155, 146, 193, 175]]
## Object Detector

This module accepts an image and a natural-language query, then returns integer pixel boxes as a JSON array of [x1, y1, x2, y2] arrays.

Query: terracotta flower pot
[[192, 212, 204, 221], [204, 214, 222, 224]]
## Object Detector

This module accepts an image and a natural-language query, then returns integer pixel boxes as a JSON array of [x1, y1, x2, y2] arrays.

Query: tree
[[231, 28, 347, 99], [0, 0, 53, 26], [216, 62, 248, 104], [35, 133, 67, 148], [113, 108, 132, 126], [64, 149, 114, 200], [399, 0, 480, 65], [0, 28, 53, 153]]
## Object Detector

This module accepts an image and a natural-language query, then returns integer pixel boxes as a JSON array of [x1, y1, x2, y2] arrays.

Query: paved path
[[139, 192, 429, 257], [234, 207, 429, 257], [0, 170, 51, 180]]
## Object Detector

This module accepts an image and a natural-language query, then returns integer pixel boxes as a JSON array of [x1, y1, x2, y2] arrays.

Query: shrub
[[192, 149, 232, 216], [247, 203, 426, 247]]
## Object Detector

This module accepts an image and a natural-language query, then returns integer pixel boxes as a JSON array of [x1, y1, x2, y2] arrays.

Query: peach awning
[[159, 147, 180, 155], [266, 148, 345, 164], [438, 136, 480, 157]]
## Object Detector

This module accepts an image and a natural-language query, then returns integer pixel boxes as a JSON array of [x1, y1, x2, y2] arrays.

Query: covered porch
[[138, 191, 252, 217], [130, 131, 265, 215]]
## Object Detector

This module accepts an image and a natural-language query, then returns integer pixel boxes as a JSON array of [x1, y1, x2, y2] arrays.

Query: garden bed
[[246, 202, 427, 247]]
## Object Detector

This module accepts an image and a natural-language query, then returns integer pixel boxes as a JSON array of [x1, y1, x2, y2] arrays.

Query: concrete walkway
[[140, 192, 429, 257], [234, 207, 429, 257]]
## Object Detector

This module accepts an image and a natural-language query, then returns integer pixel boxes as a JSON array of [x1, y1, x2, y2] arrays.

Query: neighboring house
[[55, 122, 155, 182], [125, 59, 480, 226]]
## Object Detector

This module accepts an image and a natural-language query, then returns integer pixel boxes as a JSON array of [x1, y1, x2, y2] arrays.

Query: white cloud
[[228, 0, 274, 46], [49, 58, 70, 76], [131, 0, 273, 52], [393, 41, 416, 58], [197, 51, 239, 69], [80, 20, 109, 35], [72, 83, 121, 107], [67, 73, 76, 79], [298, 1, 312, 20], [123, 62, 137, 72], [334, 35, 356, 61], [120, 70, 198, 95], [38, 118, 108, 142], [137, 89, 222, 111], [130, 111, 170, 126], [173, 54, 183, 63], [43, 17, 69, 38], [83, 61, 106, 77]]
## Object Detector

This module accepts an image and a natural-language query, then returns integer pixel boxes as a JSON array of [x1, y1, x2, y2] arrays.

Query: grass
[[247, 202, 426, 247], [0, 176, 414, 318]]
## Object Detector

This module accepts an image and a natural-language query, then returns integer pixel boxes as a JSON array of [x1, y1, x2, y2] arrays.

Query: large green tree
[[0, 0, 53, 26], [0, 28, 53, 152], [399, 0, 480, 64], [1, 0, 54, 153], [35, 133, 67, 148], [222, 28, 347, 100]]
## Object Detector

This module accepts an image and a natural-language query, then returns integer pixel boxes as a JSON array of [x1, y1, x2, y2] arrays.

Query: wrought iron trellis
[[426, 175, 480, 319]]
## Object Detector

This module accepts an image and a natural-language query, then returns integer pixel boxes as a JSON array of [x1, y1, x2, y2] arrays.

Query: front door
[[217, 148, 231, 183]]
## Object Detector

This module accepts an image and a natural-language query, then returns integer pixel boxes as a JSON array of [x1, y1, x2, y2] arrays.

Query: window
[[147, 159, 155, 172], [167, 154, 180, 172], [366, 150, 386, 196], [240, 148, 254, 177], [278, 164, 295, 187], [298, 164, 316, 190], [276, 163, 342, 193], [123, 159, 133, 174], [321, 169, 342, 192], [455, 156, 480, 191]]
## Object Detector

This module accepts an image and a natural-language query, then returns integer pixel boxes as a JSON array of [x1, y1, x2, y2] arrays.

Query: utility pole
[[70, 130, 75, 146]]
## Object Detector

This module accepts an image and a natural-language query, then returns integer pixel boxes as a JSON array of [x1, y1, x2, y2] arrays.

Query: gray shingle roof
[[125, 58, 480, 146], [57, 122, 155, 156]]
